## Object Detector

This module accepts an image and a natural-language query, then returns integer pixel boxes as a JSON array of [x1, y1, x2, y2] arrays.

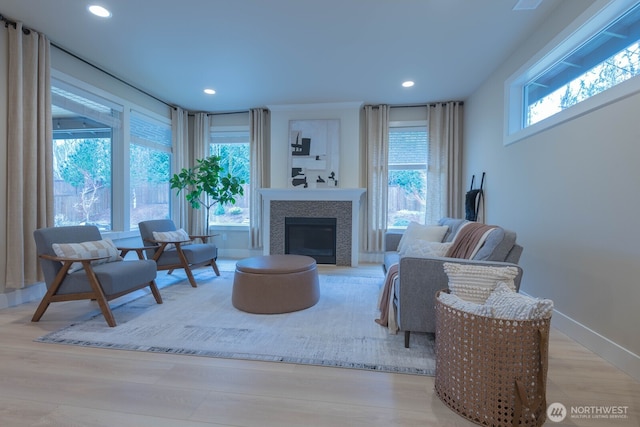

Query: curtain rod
[[1, 12, 180, 110], [387, 101, 464, 108]]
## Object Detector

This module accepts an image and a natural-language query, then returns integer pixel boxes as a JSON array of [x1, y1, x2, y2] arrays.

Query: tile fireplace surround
[[258, 188, 366, 266]]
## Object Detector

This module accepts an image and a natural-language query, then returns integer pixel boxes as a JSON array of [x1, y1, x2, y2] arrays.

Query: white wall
[[268, 103, 363, 188], [464, 1, 640, 380]]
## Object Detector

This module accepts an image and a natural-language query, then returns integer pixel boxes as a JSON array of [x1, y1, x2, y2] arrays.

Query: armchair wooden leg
[[176, 247, 198, 287], [149, 280, 163, 304], [404, 331, 411, 348], [32, 265, 68, 322], [84, 263, 117, 327], [211, 259, 220, 276]]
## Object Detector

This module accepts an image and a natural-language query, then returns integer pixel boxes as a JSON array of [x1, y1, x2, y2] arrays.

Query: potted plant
[[170, 155, 245, 235]]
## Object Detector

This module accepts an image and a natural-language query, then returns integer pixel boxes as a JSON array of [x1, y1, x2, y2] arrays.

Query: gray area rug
[[36, 270, 435, 376]]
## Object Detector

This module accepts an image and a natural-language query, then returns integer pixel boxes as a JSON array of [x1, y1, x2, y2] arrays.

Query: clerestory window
[[506, 0, 640, 144]]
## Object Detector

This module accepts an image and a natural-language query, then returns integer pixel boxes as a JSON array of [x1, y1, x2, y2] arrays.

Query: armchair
[[33, 225, 162, 327], [138, 219, 220, 288]]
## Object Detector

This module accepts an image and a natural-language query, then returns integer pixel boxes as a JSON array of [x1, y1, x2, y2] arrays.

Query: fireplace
[[285, 217, 337, 264], [258, 188, 366, 266]]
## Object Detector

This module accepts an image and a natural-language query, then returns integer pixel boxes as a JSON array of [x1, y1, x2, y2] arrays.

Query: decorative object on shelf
[[288, 119, 340, 189], [170, 155, 245, 234]]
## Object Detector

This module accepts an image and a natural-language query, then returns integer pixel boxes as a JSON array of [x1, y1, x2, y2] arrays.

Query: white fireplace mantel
[[258, 188, 366, 266]]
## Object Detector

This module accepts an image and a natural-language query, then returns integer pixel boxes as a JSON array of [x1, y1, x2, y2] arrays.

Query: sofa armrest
[[395, 256, 524, 334], [384, 230, 403, 252]]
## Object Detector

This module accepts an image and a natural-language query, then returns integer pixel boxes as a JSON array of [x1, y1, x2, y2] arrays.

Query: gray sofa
[[383, 217, 524, 347]]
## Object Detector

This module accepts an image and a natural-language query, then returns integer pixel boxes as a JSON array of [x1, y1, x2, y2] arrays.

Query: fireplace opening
[[285, 217, 337, 264]]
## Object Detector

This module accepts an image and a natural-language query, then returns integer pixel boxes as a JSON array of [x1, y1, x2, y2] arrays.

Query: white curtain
[[425, 101, 464, 224], [187, 113, 210, 235], [249, 108, 270, 249], [363, 105, 389, 252], [171, 107, 190, 230], [5, 23, 53, 289]]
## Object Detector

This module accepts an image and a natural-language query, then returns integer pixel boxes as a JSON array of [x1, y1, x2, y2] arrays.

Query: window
[[387, 125, 428, 228], [52, 80, 121, 231], [506, 0, 640, 143], [129, 111, 172, 229], [209, 130, 250, 226]]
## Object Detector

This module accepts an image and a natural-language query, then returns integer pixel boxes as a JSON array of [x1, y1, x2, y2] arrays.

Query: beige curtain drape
[[249, 108, 270, 249], [363, 105, 389, 252], [5, 23, 53, 289], [171, 107, 190, 229], [425, 101, 464, 224], [189, 113, 210, 235]]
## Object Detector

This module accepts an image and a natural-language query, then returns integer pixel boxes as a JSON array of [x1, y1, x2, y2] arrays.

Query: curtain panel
[[249, 108, 270, 249], [425, 101, 464, 224], [171, 107, 190, 230], [188, 113, 210, 235], [5, 23, 53, 289], [363, 105, 389, 252]]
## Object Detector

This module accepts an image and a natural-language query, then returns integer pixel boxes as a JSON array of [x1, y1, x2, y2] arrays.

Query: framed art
[[288, 119, 340, 188]]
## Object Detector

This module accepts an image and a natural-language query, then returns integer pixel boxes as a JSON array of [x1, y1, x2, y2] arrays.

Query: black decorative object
[[465, 172, 485, 222]]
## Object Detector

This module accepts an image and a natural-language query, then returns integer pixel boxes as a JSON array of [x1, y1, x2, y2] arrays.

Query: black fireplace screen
[[285, 217, 337, 264]]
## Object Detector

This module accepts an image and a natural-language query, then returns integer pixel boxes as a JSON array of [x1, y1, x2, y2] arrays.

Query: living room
[[0, 0, 639, 425]]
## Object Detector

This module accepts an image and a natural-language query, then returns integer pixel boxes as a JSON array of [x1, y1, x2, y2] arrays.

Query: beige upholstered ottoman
[[232, 254, 320, 314]]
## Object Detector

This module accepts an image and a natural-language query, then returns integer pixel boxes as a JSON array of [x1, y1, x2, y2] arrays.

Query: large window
[[387, 125, 428, 228], [209, 130, 250, 226], [52, 81, 121, 231], [52, 75, 173, 233], [129, 111, 172, 229], [506, 0, 640, 144]]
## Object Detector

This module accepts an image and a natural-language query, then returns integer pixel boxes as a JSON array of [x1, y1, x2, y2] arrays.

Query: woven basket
[[434, 290, 550, 427]]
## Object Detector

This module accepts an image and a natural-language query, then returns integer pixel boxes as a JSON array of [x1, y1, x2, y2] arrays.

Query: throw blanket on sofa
[[445, 222, 497, 259], [375, 263, 399, 333]]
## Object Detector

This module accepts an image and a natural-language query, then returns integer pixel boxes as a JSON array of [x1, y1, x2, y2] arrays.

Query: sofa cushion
[[399, 240, 452, 258], [52, 238, 122, 273], [443, 262, 519, 304], [473, 228, 517, 262], [438, 217, 469, 242], [397, 222, 448, 253], [485, 282, 554, 320]]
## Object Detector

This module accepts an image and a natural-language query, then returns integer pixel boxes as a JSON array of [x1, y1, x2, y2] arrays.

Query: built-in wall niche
[[288, 119, 340, 189]]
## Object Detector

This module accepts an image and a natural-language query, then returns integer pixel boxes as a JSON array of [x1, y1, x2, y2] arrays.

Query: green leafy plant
[[170, 155, 245, 234]]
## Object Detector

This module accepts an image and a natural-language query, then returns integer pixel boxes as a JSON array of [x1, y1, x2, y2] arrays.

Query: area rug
[[35, 270, 436, 376]]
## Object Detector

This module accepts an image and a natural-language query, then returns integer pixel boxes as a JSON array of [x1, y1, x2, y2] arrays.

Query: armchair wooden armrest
[[117, 246, 157, 260], [39, 253, 110, 263], [188, 234, 219, 243], [143, 238, 192, 261]]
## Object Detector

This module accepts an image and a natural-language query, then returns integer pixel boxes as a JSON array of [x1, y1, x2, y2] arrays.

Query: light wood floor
[[0, 261, 637, 426]]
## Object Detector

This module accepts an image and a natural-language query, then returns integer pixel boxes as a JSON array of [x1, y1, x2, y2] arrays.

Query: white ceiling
[[1, 0, 579, 112]]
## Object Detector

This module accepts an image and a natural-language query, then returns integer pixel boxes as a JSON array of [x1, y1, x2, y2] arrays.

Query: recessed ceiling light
[[402, 81, 415, 88], [204, 88, 216, 95], [88, 5, 112, 18]]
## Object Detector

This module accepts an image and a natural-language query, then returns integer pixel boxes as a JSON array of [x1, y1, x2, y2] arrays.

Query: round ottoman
[[232, 254, 320, 314]]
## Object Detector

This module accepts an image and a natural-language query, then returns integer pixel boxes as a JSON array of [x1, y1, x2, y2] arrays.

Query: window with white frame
[[506, 0, 640, 144], [387, 124, 428, 227], [209, 129, 250, 226], [129, 111, 172, 229], [52, 80, 121, 231]]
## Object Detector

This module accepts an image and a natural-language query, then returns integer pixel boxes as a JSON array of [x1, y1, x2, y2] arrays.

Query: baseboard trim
[[0, 282, 46, 310], [552, 308, 640, 382]]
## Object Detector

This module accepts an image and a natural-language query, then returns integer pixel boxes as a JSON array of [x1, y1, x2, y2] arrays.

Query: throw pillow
[[485, 282, 554, 320], [397, 222, 449, 253], [443, 262, 519, 304], [52, 238, 122, 273], [399, 240, 452, 258], [152, 228, 193, 250], [438, 291, 493, 317]]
